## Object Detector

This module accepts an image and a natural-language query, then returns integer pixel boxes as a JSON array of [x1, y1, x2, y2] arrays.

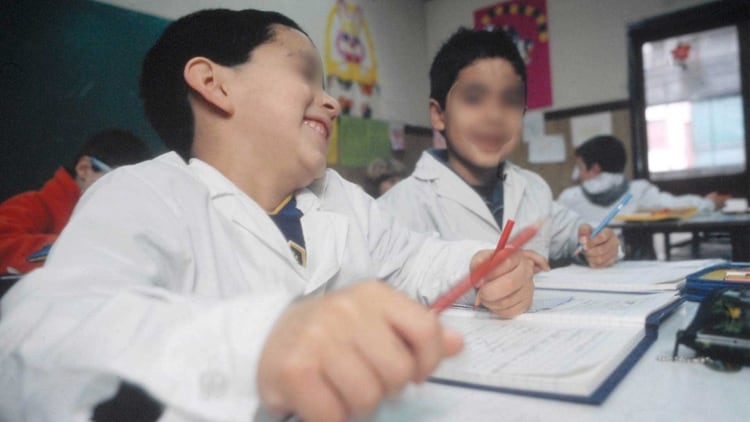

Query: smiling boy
[[379, 28, 620, 306], [0, 10, 535, 422]]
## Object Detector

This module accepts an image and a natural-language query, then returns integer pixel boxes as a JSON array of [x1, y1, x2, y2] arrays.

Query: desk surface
[[612, 211, 750, 230], [613, 212, 750, 261], [375, 302, 748, 421]]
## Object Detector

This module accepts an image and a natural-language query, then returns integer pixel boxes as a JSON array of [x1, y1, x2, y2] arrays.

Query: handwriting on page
[[441, 317, 641, 378]]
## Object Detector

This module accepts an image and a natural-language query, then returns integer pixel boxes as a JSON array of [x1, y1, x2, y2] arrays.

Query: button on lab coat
[[0, 152, 485, 422]]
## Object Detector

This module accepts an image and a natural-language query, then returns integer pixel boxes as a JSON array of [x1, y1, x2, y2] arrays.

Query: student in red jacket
[[0, 129, 151, 274]]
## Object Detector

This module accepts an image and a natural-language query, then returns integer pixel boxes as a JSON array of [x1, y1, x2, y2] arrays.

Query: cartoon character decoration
[[474, 0, 552, 110], [325, 0, 379, 118]]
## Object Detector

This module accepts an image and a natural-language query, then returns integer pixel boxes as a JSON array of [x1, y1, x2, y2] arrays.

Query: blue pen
[[575, 192, 633, 255]]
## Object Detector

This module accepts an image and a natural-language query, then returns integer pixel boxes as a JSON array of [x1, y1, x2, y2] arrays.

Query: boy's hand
[[471, 249, 543, 318], [705, 191, 730, 210], [577, 224, 619, 268], [257, 281, 463, 422]]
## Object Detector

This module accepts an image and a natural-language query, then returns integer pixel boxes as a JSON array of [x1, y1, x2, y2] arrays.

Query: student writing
[[378, 28, 620, 312], [557, 135, 727, 226]]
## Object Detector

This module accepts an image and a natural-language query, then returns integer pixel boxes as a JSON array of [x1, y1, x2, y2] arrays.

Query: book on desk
[[432, 290, 682, 404], [614, 206, 698, 222], [430, 259, 724, 405], [533, 258, 724, 293]]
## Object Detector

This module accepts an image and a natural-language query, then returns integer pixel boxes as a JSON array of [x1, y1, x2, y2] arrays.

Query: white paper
[[722, 198, 748, 214], [434, 290, 679, 396], [533, 258, 725, 292], [570, 112, 612, 148], [388, 121, 405, 150], [523, 111, 545, 144], [528, 134, 565, 163]]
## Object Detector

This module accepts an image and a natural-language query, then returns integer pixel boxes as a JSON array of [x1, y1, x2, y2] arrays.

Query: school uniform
[[0, 152, 485, 422], [378, 150, 583, 262], [557, 172, 716, 227]]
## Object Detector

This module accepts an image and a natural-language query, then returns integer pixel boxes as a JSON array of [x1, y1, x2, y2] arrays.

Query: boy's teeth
[[304, 120, 326, 136]]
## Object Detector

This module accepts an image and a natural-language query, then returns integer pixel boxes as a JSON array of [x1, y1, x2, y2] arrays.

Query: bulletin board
[[508, 100, 632, 198], [0, 0, 169, 201], [331, 125, 433, 190]]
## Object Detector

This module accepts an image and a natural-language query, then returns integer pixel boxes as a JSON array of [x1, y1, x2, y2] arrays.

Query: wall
[[94, 0, 433, 126], [424, 0, 710, 112], [0, 0, 170, 201]]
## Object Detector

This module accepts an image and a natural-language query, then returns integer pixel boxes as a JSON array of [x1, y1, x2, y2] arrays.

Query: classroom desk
[[614, 212, 750, 261], [374, 301, 748, 421]]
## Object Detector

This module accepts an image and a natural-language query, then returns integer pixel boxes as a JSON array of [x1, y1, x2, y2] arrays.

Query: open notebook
[[533, 258, 724, 292], [431, 290, 681, 404]]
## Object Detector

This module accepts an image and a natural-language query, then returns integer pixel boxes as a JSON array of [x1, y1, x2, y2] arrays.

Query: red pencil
[[473, 220, 515, 309], [430, 220, 540, 314]]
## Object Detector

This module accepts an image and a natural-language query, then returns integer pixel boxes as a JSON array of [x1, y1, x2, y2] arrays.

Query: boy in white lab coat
[[379, 28, 620, 296], [558, 134, 725, 225], [0, 9, 537, 422]]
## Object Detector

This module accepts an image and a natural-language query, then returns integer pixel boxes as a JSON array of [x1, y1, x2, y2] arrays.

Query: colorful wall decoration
[[474, 0, 552, 110], [325, 0, 380, 119]]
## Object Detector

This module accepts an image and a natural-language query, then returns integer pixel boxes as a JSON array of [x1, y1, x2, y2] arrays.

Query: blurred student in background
[[0, 129, 151, 274], [364, 157, 406, 197], [557, 135, 727, 226]]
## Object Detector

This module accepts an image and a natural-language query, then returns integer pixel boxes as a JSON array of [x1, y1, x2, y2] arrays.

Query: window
[[642, 26, 745, 180], [628, 0, 750, 196]]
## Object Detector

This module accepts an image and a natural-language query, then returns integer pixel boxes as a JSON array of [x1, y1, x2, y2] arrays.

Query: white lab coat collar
[[188, 159, 347, 294], [581, 172, 626, 195], [411, 150, 528, 230]]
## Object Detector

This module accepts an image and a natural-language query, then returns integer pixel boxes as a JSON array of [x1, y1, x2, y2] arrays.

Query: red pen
[[473, 219, 515, 310], [430, 220, 540, 314]]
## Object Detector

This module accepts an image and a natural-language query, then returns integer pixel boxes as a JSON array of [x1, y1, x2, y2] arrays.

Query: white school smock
[[378, 150, 583, 262], [0, 152, 485, 422], [557, 173, 716, 227]]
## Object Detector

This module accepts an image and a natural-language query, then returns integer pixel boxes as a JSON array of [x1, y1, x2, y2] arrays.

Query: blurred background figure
[[0, 129, 152, 275], [558, 135, 727, 225], [364, 157, 406, 198]]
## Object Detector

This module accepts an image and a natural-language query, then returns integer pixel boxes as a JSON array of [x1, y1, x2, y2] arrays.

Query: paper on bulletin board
[[528, 134, 565, 163], [338, 116, 392, 167], [523, 111, 545, 144], [389, 121, 406, 150], [570, 112, 612, 148]]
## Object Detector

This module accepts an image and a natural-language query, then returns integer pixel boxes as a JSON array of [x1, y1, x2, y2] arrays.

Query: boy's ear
[[429, 99, 446, 131], [183, 57, 234, 115], [74, 156, 94, 180], [591, 163, 603, 175]]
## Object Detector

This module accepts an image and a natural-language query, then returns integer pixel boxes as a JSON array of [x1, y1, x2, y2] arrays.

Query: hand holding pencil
[[574, 193, 630, 268], [431, 220, 544, 318]]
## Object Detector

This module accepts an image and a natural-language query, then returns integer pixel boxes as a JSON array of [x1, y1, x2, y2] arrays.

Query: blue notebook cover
[[429, 295, 683, 405], [684, 262, 750, 302]]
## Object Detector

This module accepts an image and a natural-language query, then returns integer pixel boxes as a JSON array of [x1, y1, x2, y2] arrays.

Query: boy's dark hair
[[140, 9, 305, 160], [429, 27, 527, 109], [575, 135, 627, 173], [67, 129, 151, 175]]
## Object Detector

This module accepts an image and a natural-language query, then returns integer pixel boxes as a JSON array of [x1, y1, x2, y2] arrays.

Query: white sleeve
[[548, 201, 585, 260], [0, 170, 289, 422], [369, 187, 489, 305], [377, 178, 441, 235], [637, 181, 715, 212]]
